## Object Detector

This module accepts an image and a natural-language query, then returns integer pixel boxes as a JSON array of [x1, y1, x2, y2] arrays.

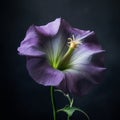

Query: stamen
[[67, 35, 82, 49], [72, 35, 75, 40]]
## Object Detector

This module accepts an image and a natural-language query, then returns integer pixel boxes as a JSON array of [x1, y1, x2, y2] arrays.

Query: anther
[[67, 35, 82, 49]]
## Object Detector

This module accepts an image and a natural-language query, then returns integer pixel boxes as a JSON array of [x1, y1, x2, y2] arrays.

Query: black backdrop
[[2, 0, 120, 120]]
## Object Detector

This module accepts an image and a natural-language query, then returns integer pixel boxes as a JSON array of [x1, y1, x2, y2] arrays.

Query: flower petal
[[57, 66, 106, 96], [36, 18, 61, 36], [70, 47, 105, 69], [17, 25, 45, 56], [65, 71, 94, 96], [26, 56, 64, 86]]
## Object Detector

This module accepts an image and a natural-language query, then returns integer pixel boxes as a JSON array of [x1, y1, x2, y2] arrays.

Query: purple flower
[[18, 18, 106, 96]]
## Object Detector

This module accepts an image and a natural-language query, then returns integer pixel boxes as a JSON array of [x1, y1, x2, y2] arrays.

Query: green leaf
[[57, 106, 90, 120], [57, 106, 75, 117]]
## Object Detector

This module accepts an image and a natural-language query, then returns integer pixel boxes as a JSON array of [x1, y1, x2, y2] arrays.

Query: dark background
[[2, 0, 120, 120]]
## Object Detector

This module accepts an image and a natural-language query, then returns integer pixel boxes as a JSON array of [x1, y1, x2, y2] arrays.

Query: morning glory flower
[[18, 18, 106, 96]]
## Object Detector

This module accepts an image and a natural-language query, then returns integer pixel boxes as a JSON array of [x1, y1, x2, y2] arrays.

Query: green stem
[[77, 109, 90, 120], [50, 86, 57, 120], [67, 116, 70, 120]]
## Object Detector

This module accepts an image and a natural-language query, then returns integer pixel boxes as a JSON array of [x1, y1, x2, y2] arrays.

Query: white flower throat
[[54, 35, 82, 70]]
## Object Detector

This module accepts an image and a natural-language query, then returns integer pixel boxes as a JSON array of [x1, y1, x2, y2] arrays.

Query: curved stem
[[77, 109, 90, 120], [50, 86, 57, 120]]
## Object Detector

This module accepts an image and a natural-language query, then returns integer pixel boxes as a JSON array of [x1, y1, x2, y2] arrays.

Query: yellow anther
[[67, 35, 82, 49]]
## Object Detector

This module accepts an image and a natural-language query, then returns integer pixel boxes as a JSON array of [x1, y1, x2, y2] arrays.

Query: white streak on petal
[[70, 46, 105, 71], [44, 33, 67, 66], [76, 31, 94, 40]]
